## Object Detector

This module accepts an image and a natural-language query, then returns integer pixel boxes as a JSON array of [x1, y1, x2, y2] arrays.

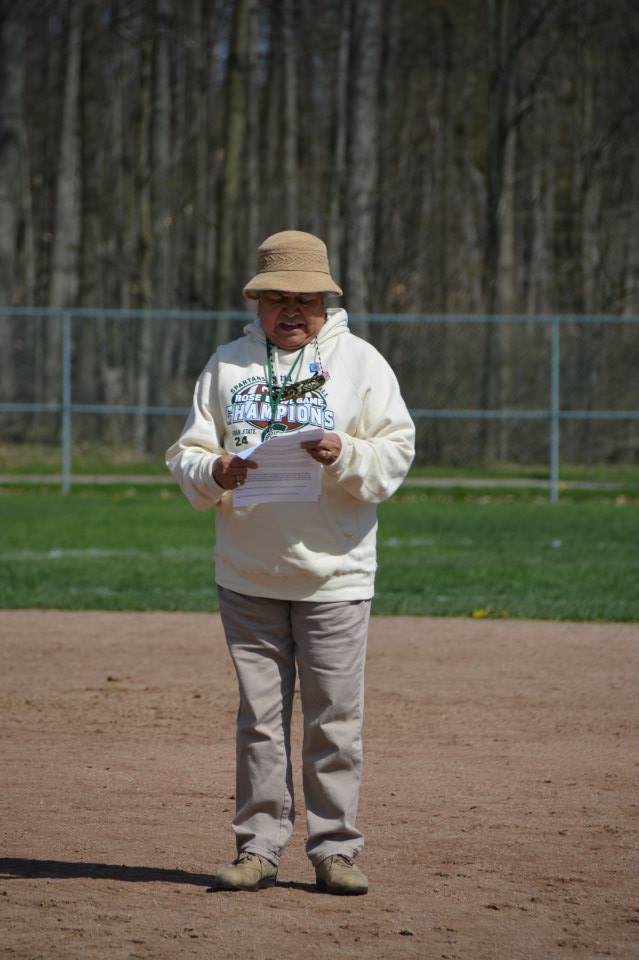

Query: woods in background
[[0, 0, 638, 462]]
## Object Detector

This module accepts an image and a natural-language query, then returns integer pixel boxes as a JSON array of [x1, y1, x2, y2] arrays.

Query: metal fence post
[[550, 316, 560, 502], [62, 311, 72, 495]]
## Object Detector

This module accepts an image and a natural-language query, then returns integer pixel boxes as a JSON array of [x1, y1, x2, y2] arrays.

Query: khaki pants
[[217, 586, 371, 867]]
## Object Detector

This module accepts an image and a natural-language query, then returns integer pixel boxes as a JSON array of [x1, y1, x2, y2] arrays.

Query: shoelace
[[233, 852, 257, 865], [333, 854, 354, 866]]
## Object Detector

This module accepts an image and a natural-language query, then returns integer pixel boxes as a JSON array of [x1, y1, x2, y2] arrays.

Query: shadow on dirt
[[0, 857, 213, 887], [274, 879, 321, 893], [0, 858, 328, 894]]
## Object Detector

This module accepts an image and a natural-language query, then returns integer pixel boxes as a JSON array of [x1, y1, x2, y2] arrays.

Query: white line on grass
[[0, 547, 211, 561], [382, 537, 475, 547]]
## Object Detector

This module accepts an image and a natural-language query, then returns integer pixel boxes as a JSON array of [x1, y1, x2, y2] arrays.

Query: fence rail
[[1, 307, 638, 500]]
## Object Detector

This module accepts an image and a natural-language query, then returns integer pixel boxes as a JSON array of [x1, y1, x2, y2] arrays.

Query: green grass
[[395, 485, 638, 503], [376, 498, 639, 620], [1, 488, 637, 620], [407, 463, 639, 484]]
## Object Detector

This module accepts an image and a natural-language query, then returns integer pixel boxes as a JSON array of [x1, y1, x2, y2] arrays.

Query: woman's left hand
[[300, 432, 342, 466]]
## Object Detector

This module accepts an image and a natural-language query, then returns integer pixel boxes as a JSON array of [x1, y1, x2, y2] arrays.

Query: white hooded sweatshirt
[[166, 308, 415, 601]]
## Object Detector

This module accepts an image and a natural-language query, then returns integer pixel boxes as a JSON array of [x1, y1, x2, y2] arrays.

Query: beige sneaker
[[315, 854, 368, 895], [214, 852, 277, 891]]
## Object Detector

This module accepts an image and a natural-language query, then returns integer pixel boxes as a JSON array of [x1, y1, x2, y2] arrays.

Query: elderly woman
[[166, 230, 415, 895]]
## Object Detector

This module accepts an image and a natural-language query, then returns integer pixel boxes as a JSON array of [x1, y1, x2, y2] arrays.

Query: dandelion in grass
[[471, 607, 508, 619]]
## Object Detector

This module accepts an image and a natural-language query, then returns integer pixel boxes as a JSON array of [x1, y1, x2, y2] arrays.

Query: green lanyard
[[264, 339, 305, 438]]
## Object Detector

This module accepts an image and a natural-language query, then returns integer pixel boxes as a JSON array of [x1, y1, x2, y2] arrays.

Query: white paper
[[233, 427, 325, 506]]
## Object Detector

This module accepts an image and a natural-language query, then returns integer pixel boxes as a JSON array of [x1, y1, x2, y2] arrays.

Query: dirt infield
[[1, 611, 637, 960]]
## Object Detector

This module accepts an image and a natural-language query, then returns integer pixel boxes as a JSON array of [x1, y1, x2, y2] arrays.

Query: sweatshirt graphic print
[[225, 372, 335, 449]]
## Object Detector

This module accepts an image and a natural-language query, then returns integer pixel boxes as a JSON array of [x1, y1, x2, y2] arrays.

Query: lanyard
[[265, 339, 305, 432]]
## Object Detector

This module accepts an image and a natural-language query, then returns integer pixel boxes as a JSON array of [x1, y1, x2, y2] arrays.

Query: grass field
[[1, 487, 637, 620]]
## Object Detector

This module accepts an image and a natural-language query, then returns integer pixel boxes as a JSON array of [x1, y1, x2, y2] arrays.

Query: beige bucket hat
[[243, 230, 342, 299]]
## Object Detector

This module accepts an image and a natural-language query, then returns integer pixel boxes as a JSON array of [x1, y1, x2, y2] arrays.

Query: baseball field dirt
[[1, 610, 637, 959]]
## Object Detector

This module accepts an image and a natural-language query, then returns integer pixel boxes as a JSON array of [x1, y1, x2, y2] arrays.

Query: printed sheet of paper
[[233, 427, 325, 506]]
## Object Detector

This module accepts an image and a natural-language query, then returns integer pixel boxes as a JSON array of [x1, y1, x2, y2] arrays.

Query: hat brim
[[243, 270, 342, 299]]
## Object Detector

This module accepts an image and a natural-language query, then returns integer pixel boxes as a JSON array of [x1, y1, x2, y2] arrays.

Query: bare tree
[[0, 5, 24, 307], [2, 0, 638, 465], [215, 0, 249, 333], [134, 0, 153, 451], [47, 0, 83, 414], [344, 0, 382, 319], [0, 5, 26, 426], [245, 0, 261, 274], [327, 0, 350, 285], [282, 0, 298, 228], [480, 0, 558, 459]]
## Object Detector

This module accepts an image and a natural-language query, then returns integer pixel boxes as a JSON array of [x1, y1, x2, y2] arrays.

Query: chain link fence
[[1, 307, 638, 499]]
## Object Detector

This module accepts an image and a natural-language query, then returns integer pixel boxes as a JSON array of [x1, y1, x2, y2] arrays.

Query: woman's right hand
[[213, 454, 258, 490]]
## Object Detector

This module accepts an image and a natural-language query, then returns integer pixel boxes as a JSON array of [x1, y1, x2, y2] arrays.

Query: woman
[[166, 230, 415, 894]]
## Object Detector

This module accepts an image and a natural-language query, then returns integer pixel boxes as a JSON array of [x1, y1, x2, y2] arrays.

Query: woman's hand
[[212, 454, 258, 490], [300, 432, 342, 466]]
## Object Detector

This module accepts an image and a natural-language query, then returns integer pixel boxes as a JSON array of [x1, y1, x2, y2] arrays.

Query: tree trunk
[[437, 10, 453, 314], [78, 0, 101, 411], [0, 7, 24, 305], [623, 161, 639, 314], [192, 0, 207, 307], [328, 0, 350, 287], [345, 0, 382, 324], [153, 0, 172, 310], [263, 4, 281, 231], [215, 0, 249, 338], [191, 0, 218, 316], [526, 100, 553, 314], [49, 1, 83, 309], [110, 0, 131, 309], [479, 0, 508, 461], [496, 67, 517, 460], [134, 3, 154, 452], [0, 6, 26, 416], [282, 0, 298, 228], [48, 0, 83, 410], [245, 0, 261, 276], [480, 0, 553, 460], [154, 0, 179, 442], [578, 9, 600, 463]]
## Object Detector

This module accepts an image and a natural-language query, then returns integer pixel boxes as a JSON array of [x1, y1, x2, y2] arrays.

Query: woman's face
[[258, 291, 326, 350]]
